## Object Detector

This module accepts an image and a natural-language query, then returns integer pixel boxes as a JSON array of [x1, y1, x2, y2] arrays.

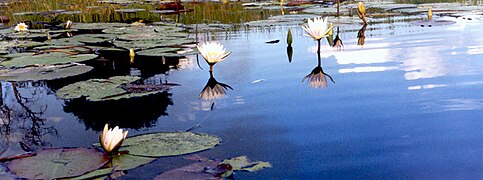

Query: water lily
[[357, 2, 367, 25], [197, 42, 231, 71], [100, 124, 128, 155], [14, 22, 28, 32], [428, 7, 432, 20], [301, 17, 332, 41], [65, 20, 73, 29]]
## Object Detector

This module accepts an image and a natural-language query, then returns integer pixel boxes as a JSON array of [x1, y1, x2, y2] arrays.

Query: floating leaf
[[1, 52, 98, 68], [136, 47, 182, 57], [102, 26, 185, 35], [154, 159, 220, 180], [56, 76, 169, 101], [45, 38, 85, 46], [71, 34, 117, 44], [0, 64, 93, 81], [73, 23, 130, 30], [155, 155, 271, 179], [69, 154, 155, 180], [7, 148, 108, 179], [114, 38, 195, 50], [114, 8, 146, 13], [116, 132, 220, 157], [117, 33, 180, 41], [221, 156, 272, 172]]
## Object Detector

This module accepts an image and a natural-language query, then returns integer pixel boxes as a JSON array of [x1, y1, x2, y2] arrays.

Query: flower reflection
[[357, 24, 367, 46], [199, 71, 233, 100], [303, 53, 335, 88], [333, 27, 343, 51]]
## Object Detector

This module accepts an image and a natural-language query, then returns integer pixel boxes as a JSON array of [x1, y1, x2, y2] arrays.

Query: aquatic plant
[[302, 17, 332, 53], [100, 124, 128, 155], [14, 22, 28, 32], [197, 41, 231, 71], [357, 2, 368, 25]]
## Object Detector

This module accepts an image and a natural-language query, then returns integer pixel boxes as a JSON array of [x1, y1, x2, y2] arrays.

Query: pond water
[[1, 4, 483, 179]]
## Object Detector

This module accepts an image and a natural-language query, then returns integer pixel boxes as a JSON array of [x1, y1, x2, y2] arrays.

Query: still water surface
[[1, 14, 482, 179]]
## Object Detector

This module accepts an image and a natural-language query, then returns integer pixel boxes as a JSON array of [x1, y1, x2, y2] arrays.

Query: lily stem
[[317, 39, 321, 54]]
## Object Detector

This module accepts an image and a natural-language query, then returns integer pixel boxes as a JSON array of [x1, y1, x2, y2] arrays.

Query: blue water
[[1, 14, 482, 179]]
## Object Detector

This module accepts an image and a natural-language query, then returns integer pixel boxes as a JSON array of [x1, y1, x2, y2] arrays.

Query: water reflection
[[303, 53, 335, 89], [333, 27, 343, 51], [62, 92, 172, 131], [0, 82, 57, 153], [199, 71, 233, 100], [287, 45, 293, 63], [357, 24, 367, 46]]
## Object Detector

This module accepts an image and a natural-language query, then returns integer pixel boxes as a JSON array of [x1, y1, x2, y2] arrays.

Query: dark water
[[1, 14, 482, 179]]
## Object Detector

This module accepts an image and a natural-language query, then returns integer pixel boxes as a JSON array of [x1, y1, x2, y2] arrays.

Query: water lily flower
[[14, 22, 28, 32], [197, 42, 231, 70], [301, 17, 332, 40], [357, 2, 368, 25], [65, 20, 73, 29], [100, 124, 128, 155], [427, 8, 432, 20]]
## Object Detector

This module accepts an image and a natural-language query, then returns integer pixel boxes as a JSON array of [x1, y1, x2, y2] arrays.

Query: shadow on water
[[63, 91, 173, 131]]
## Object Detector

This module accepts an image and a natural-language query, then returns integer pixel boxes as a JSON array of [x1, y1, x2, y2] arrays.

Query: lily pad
[[115, 8, 146, 13], [56, 76, 168, 101], [7, 148, 109, 179], [4, 32, 61, 40], [1, 52, 98, 68], [117, 33, 182, 41], [221, 156, 272, 172], [102, 25, 185, 35], [69, 154, 155, 180], [118, 132, 220, 157], [73, 23, 130, 30], [136, 47, 182, 57], [0, 64, 93, 81], [45, 38, 85, 46], [410, 19, 456, 27], [71, 34, 117, 44], [114, 38, 195, 50]]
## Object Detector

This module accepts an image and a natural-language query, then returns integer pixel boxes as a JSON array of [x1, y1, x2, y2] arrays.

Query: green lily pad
[[7, 148, 109, 179], [136, 47, 182, 57], [1, 52, 98, 68], [0, 64, 93, 81], [102, 26, 185, 35], [73, 23, 130, 30], [115, 8, 146, 13], [68, 154, 155, 180], [71, 34, 117, 44], [117, 33, 178, 41], [114, 38, 195, 50], [45, 38, 85, 46], [56, 76, 167, 101], [0, 40, 45, 49], [221, 156, 272, 172], [5, 32, 61, 40], [118, 132, 220, 157]]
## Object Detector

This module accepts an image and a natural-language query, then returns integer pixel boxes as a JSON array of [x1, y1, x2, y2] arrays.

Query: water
[[1, 14, 483, 179]]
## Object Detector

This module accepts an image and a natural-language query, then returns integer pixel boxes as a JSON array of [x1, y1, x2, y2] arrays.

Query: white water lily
[[197, 42, 231, 66], [100, 124, 128, 154], [14, 22, 28, 32], [65, 20, 73, 29], [301, 17, 332, 40]]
